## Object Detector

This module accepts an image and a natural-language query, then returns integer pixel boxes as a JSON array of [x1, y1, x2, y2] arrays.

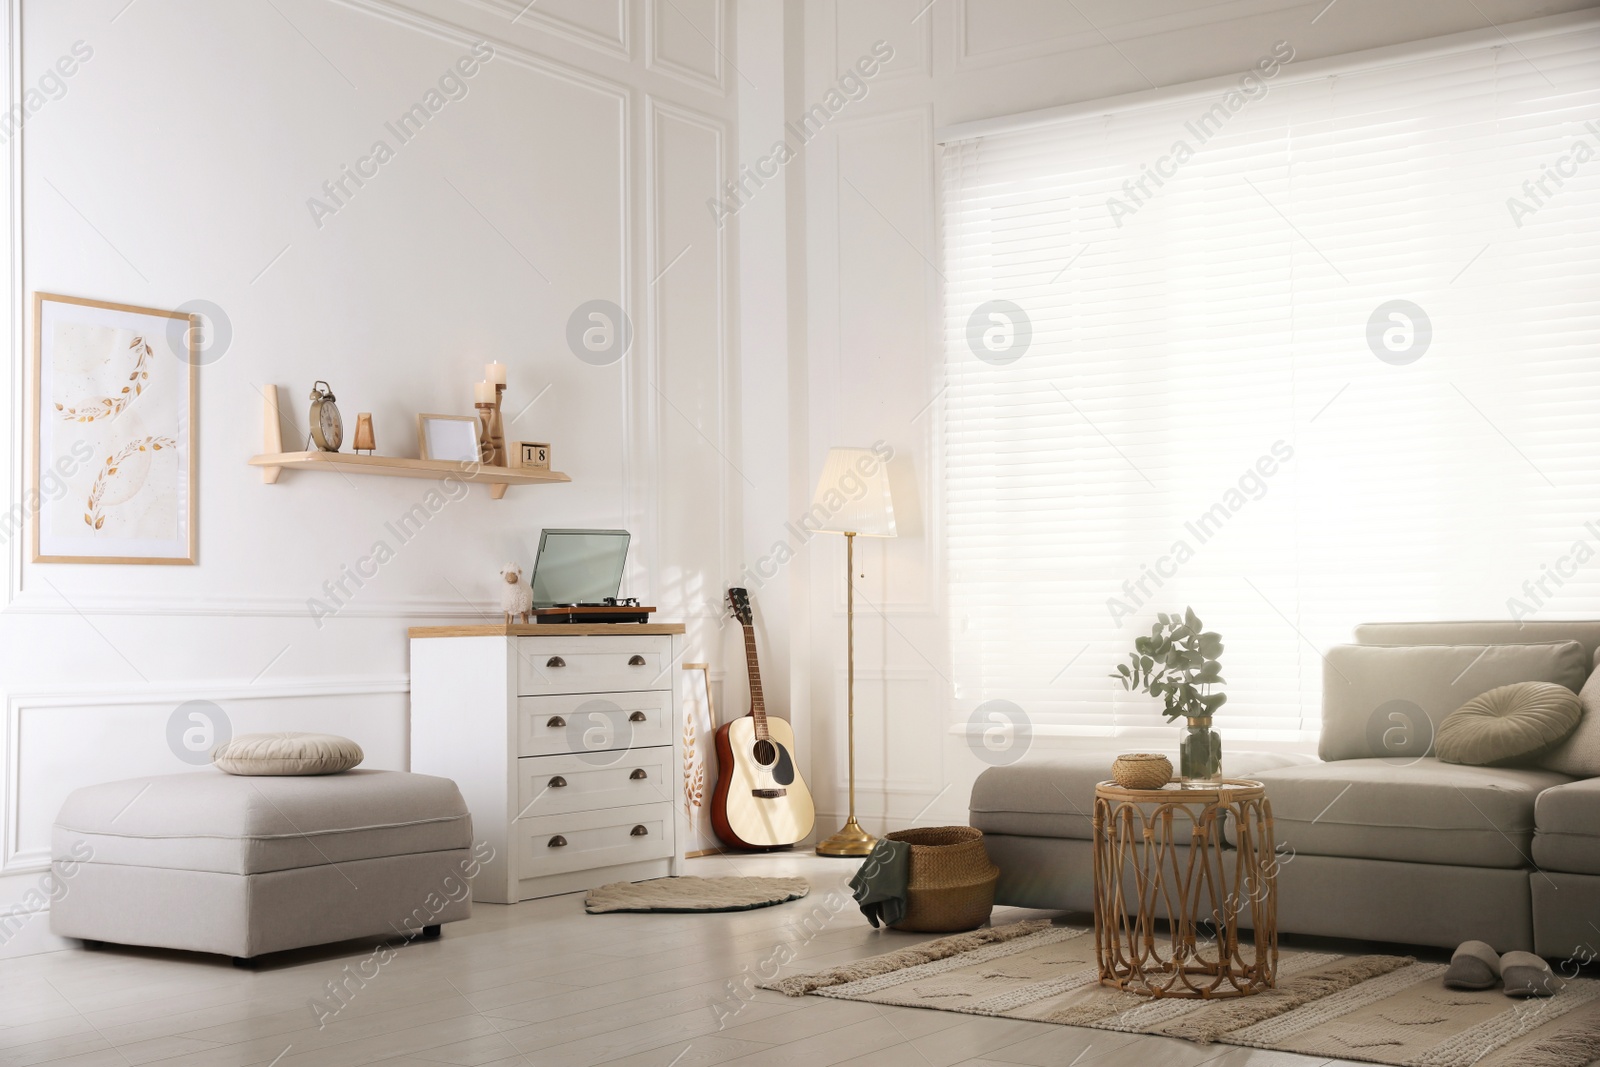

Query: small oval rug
[[585, 875, 810, 913]]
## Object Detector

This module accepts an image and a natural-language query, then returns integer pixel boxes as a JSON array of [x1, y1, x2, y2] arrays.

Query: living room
[[2, 1, 1598, 1065]]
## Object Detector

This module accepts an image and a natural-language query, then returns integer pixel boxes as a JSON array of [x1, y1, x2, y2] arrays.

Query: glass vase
[[1179, 716, 1222, 783]]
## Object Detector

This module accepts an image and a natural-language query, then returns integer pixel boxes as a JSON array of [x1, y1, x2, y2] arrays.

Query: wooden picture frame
[[682, 663, 721, 857], [32, 293, 198, 565], [416, 413, 480, 463]]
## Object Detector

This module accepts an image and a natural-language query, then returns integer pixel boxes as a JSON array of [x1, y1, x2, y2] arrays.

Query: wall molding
[[950, 0, 1288, 72], [645, 0, 726, 96], [3, 675, 410, 873], [451, 0, 631, 62], [829, 666, 942, 793], [834, 0, 930, 84], [644, 95, 731, 614]]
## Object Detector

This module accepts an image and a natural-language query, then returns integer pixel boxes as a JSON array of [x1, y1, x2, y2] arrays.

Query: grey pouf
[[50, 769, 476, 962]]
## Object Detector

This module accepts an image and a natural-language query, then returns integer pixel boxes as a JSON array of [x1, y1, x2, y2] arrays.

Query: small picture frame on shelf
[[512, 441, 551, 470], [417, 413, 481, 464]]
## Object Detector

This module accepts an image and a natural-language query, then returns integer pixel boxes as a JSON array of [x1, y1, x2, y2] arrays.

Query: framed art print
[[32, 293, 198, 564]]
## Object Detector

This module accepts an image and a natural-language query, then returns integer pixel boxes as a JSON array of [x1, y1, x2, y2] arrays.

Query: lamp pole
[[818, 529, 874, 856]]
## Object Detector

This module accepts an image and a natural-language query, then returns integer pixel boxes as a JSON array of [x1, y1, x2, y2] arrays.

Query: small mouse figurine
[[500, 563, 533, 624]]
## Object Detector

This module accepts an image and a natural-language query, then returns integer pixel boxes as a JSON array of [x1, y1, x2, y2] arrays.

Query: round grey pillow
[[212, 732, 364, 775], [1436, 682, 1581, 766]]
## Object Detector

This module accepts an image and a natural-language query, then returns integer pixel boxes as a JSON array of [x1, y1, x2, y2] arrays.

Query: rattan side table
[[1092, 778, 1278, 998]]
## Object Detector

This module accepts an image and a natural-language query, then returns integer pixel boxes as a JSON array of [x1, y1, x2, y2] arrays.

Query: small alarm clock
[[308, 381, 343, 452]]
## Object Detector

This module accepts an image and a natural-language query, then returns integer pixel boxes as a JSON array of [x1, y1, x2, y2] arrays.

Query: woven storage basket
[[1111, 752, 1173, 790], [885, 826, 999, 933]]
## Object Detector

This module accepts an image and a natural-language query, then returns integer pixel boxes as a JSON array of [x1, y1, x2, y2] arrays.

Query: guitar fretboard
[[742, 622, 769, 741]]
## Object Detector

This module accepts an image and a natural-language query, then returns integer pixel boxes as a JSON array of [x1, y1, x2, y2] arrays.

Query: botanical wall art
[[32, 294, 197, 564]]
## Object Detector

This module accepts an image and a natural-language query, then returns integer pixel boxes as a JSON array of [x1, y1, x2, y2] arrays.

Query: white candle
[[473, 380, 493, 403], [484, 361, 506, 386]]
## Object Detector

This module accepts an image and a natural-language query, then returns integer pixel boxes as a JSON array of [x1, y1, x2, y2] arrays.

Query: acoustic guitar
[[710, 588, 816, 850]]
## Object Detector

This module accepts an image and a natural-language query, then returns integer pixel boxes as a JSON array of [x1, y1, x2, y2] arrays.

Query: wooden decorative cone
[[353, 413, 375, 455]]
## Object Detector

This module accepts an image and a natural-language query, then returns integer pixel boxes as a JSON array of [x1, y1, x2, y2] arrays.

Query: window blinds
[[941, 24, 1600, 744]]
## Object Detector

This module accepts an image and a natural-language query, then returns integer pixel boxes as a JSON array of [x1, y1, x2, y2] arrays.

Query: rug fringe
[[1502, 1015, 1600, 1067], [1160, 955, 1414, 1044], [759, 919, 1055, 996]]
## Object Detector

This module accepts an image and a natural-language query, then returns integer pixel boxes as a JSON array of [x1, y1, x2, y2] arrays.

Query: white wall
[[0, 0, 742, 954], [6, 0, 1598, 956], [786, 0, 1600, 838]]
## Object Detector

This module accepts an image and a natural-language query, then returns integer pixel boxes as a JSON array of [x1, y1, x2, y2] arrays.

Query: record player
[[526, 529, 654, 624]]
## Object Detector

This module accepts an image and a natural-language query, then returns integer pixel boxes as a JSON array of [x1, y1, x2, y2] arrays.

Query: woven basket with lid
[[884, 825, 999, 933]]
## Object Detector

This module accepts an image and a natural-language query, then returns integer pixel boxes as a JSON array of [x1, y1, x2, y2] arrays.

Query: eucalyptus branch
[[1110, 606, 1228, 722]]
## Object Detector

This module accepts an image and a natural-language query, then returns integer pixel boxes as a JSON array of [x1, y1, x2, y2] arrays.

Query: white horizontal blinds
[[942, 27, 1600, 743]]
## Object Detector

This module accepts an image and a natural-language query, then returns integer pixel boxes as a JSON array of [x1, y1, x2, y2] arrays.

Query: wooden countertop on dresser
[[408, 622, 688, 638]]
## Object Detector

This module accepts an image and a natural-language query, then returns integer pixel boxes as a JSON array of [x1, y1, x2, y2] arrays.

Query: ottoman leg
[[422, 925, 441, 940]]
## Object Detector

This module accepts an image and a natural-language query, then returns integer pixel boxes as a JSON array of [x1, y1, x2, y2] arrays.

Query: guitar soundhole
[[752, 739, 778, 766]]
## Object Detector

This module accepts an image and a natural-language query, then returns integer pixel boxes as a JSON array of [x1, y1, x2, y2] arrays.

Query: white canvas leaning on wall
[[32, 293, 197, 565]]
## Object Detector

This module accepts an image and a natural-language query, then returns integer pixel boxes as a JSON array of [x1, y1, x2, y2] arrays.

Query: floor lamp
[[811, 446, 897, 858]]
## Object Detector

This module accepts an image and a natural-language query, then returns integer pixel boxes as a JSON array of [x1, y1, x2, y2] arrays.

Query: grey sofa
[[969, 620, 1600, 958]]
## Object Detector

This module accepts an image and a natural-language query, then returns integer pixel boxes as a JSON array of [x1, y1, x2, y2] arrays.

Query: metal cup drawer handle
[[628, 655, 647, 666], [547, 715, 566, 728], [630, 768, 648, 780], [546, 656, 566, 668], [548, 776, 567, 788], [630, 825, 649, 837], [629, 711, 647, 722], [548, 835, 567, 848]]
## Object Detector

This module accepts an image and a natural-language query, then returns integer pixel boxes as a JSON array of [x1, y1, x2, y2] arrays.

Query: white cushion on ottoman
[[50, 769, 477, 960]]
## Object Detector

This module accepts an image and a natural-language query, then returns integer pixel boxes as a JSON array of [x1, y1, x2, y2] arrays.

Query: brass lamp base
[[816, 817, 876, 857]]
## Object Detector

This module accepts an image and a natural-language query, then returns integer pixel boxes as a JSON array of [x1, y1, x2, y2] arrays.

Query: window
[[941, 22, 1600, 744]]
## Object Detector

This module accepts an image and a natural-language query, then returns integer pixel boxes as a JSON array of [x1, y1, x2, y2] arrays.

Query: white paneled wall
[[792, 0, 1600, 837], [4, 0, 1596, 957], [0, 0, 738, 954]]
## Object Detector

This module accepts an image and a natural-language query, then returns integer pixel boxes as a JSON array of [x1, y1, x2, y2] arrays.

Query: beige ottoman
[[50, 769, 476, 963]]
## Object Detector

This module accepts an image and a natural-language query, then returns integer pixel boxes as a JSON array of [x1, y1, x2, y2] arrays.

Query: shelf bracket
[[259, 384, 284, 484]]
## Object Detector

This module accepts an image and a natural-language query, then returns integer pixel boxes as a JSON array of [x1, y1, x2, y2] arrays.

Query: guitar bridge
[[751, 788, 787, 799]]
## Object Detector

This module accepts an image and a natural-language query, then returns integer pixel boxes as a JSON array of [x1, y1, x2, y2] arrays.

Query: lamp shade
[[809, 446, 897, 537]]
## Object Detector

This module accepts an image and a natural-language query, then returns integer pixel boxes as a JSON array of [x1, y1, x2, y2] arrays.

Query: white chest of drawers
[[409, 623, 685, 903]]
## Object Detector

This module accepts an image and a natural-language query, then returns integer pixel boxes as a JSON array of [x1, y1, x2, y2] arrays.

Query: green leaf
[[1199, 633, 1223, 658], [1116, 663, 1131, 677], [1158, 612, 1170, 625], [1185, 607, 1200, 630]]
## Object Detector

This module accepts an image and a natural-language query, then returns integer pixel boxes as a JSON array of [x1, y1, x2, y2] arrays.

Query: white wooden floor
[[0, 852, 1381, 1067]]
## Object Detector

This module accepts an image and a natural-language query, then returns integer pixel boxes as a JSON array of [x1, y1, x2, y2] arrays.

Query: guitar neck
[[742, 622, 768, 736]]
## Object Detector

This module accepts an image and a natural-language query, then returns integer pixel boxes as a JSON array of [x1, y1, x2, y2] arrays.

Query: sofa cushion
[[1319, 642, 1588, 762], [1540, 665, 1600, 778], [969, 751, 1311, 840], [52, 769, 472, 876], [1246, 758, 1571, 869], [1355, 621, 1600, 669], [1533, 778, 1600, 875], [1435, 682, 1581, 767]]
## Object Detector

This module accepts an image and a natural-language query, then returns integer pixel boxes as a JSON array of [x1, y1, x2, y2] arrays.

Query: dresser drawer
[[517, 691, 672, 758], [517, 803, 674, 879], [517, 749, 672, 817], [517, 636, 673, 696]]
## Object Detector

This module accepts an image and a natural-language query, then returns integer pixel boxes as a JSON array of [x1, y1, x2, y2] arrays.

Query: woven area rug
[[584, 875, 809, 913], [760, 921, 1600, 1067]]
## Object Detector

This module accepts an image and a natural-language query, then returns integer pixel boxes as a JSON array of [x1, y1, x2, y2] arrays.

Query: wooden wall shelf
[[250, 385, 568, 499], [249, 451, 570, 498]]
